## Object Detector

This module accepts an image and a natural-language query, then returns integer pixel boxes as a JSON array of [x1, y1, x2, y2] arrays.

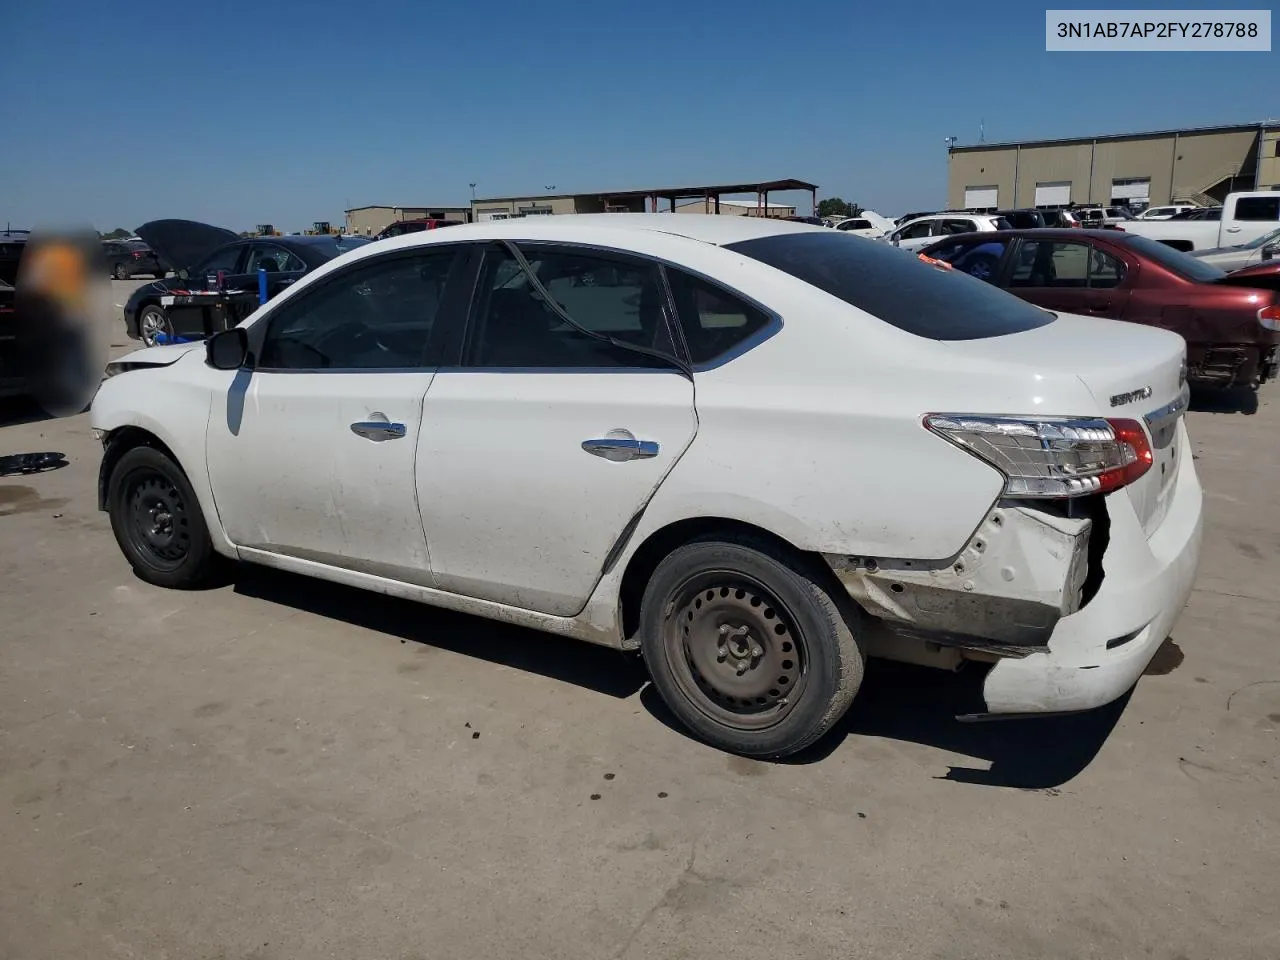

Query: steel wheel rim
[[124, 471, 190, 570], [662, 571, 809, 731]]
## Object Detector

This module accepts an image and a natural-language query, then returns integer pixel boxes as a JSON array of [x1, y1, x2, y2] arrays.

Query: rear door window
[[1010, 241, 1090, 288], [1234, 196, 1280, 221], [726, 232, 1054, 341]]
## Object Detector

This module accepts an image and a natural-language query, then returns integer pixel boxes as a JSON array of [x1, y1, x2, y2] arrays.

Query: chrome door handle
[[582, 435, 659, 462], [1225, 226, 1242, 232], [351, 414, 406, 442]]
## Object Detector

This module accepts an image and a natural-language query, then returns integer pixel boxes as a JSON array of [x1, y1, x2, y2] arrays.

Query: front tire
[[639, 536, 864, 759], [107, 446, 217, 589], [138, 305, 170, 346]]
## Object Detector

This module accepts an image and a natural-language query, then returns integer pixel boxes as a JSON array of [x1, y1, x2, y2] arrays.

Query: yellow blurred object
[[23, 240, 90, 312]]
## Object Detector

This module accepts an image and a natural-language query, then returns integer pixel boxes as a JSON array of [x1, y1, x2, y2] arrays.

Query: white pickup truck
[[1125, 192, 1280, 252]]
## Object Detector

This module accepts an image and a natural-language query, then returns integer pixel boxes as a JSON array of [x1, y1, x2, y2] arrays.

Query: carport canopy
[[596, 179, 819, 216]]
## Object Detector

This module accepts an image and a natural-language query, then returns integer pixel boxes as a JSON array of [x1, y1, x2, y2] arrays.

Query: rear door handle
[[1225, 226, 1242, 233], [582, 435, 659, 462], [351, 414, 406, 442]]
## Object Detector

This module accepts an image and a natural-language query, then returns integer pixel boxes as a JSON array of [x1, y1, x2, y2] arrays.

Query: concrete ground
[[1, 281, 1277, 959]]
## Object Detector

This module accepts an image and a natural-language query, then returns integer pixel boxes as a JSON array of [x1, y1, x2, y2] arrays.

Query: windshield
[[1121, 234, 1226, 282], [1243, 226, 1280, 250], [725, 232, 1055, 341]]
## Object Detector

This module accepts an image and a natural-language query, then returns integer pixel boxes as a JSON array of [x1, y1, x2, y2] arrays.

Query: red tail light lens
[[1101, 419, 1154, 493], [1259, 305, 1280, 332], [924, 414, 1154, 497]]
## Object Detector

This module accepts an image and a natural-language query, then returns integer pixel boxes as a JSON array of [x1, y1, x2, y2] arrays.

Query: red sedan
[[920, 229, 1280, 388]]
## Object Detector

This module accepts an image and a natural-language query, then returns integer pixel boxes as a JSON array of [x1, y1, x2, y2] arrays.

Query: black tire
[[153, 269, 166, 279], [138, 305, 170, 346], [112, 262, 129, 280], [639, 535, 864, 759], [107, 445, 218, 589]]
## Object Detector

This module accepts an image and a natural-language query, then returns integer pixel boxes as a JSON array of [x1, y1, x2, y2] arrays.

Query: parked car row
[[920, 227, 1280, 389], [122, 220, 369, 345], [93, 213, 1204, 758]]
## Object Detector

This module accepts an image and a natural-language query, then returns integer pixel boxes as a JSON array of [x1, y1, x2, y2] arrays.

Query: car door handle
[[1225, 226, 1242, 233], [351, 415, 406, 442], [582, 436, 660, 461]]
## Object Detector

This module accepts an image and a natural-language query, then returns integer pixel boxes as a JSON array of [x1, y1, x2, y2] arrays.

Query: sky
[[4, 0, 1276, 232]]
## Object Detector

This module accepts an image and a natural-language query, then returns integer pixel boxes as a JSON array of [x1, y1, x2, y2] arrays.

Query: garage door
[[1034, 181, 1072, 207], [1112, 178, 1151, 202], [963, 185, 999, 209]]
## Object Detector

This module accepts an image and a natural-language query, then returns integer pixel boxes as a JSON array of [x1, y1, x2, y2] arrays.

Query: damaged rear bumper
[[825, 422, 1203, 715], [980, 433, 1202, 714]]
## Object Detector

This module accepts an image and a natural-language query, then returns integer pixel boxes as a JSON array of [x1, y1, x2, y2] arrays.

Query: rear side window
[[727, 233, 1054, 340], [1234, 196, 1280, 221], [665, 268, 771, 364]]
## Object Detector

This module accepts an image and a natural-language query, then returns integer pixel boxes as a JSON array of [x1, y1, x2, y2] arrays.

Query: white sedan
[[90, 214, 1203, 758]]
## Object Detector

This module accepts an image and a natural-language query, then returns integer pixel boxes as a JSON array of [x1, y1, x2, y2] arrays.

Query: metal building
[[344, 205, 473, 236], [471, 179, 818, 221], [947, 121, 1280, 212]]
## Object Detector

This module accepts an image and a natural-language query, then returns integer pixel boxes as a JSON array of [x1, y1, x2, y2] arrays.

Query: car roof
[[366, 213, 816, 249], [944, 228, 1127, 242]]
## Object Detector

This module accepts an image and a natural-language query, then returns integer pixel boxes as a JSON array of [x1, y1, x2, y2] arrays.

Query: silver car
[[1190, 226, 1280, 272]]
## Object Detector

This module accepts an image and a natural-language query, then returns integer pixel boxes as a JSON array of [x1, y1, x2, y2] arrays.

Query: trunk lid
[[1212, 262, 1280, 292], [942, 312, 1188, 536]]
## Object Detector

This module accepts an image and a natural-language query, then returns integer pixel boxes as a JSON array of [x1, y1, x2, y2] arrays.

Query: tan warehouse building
[[947, 121, 1280, 212], [345, 204, 473, 236]]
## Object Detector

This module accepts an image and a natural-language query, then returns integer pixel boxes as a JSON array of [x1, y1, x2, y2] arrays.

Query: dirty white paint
[[89, 214, 1206, 721]]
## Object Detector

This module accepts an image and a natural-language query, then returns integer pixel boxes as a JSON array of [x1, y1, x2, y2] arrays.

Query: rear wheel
[[107, 446, 217, 588], [639, 536, 864, 758]]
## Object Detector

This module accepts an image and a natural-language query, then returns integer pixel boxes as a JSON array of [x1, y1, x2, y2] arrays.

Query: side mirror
[[206, 327, 249, 370], [1263, 244, 1277, 261]]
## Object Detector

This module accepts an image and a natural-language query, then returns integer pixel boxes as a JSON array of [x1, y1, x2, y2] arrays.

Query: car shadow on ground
[[231, 566, 647, 700], [1190, 385, 1259, 415], [641, 659, 1129, 790], [232, 566, 1126, 788]]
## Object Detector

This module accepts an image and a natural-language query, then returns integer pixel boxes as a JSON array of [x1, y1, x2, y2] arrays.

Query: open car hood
[[1213, 261, 1280, 292], [135, 220, 239, 271]]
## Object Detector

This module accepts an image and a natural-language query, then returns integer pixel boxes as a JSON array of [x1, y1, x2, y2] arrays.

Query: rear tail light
[[1259, 305, 1280, 332], [924, 414, 1153, 497], [132, 251, 145, 258]]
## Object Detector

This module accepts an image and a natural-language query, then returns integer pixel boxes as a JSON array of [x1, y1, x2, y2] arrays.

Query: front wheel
[[138, 305, 170, 346], [639, 536, 864, 758], [107, 445, 218, 589]]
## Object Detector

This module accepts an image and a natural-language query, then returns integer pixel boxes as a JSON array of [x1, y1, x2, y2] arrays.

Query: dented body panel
[[825, 502, 1091, 647]]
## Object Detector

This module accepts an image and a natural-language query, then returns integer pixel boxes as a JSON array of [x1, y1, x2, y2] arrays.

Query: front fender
[[90, 362, 233, 556]]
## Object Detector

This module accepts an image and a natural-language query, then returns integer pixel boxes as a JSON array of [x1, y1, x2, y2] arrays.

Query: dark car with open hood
[[122, 220, 368, 345]]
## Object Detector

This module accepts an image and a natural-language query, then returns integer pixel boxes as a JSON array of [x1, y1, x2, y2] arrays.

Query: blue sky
[[4, 0, 1275, 231]]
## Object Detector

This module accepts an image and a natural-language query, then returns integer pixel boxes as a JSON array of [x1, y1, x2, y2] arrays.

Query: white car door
[[416, 242, 698, 617], [205, 246, 466, 583], [893, 218, 942, 252]]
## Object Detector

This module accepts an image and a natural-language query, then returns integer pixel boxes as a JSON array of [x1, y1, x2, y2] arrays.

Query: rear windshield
[[725, 232, 1055, 340], [1120, 234, 1226, 282]]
